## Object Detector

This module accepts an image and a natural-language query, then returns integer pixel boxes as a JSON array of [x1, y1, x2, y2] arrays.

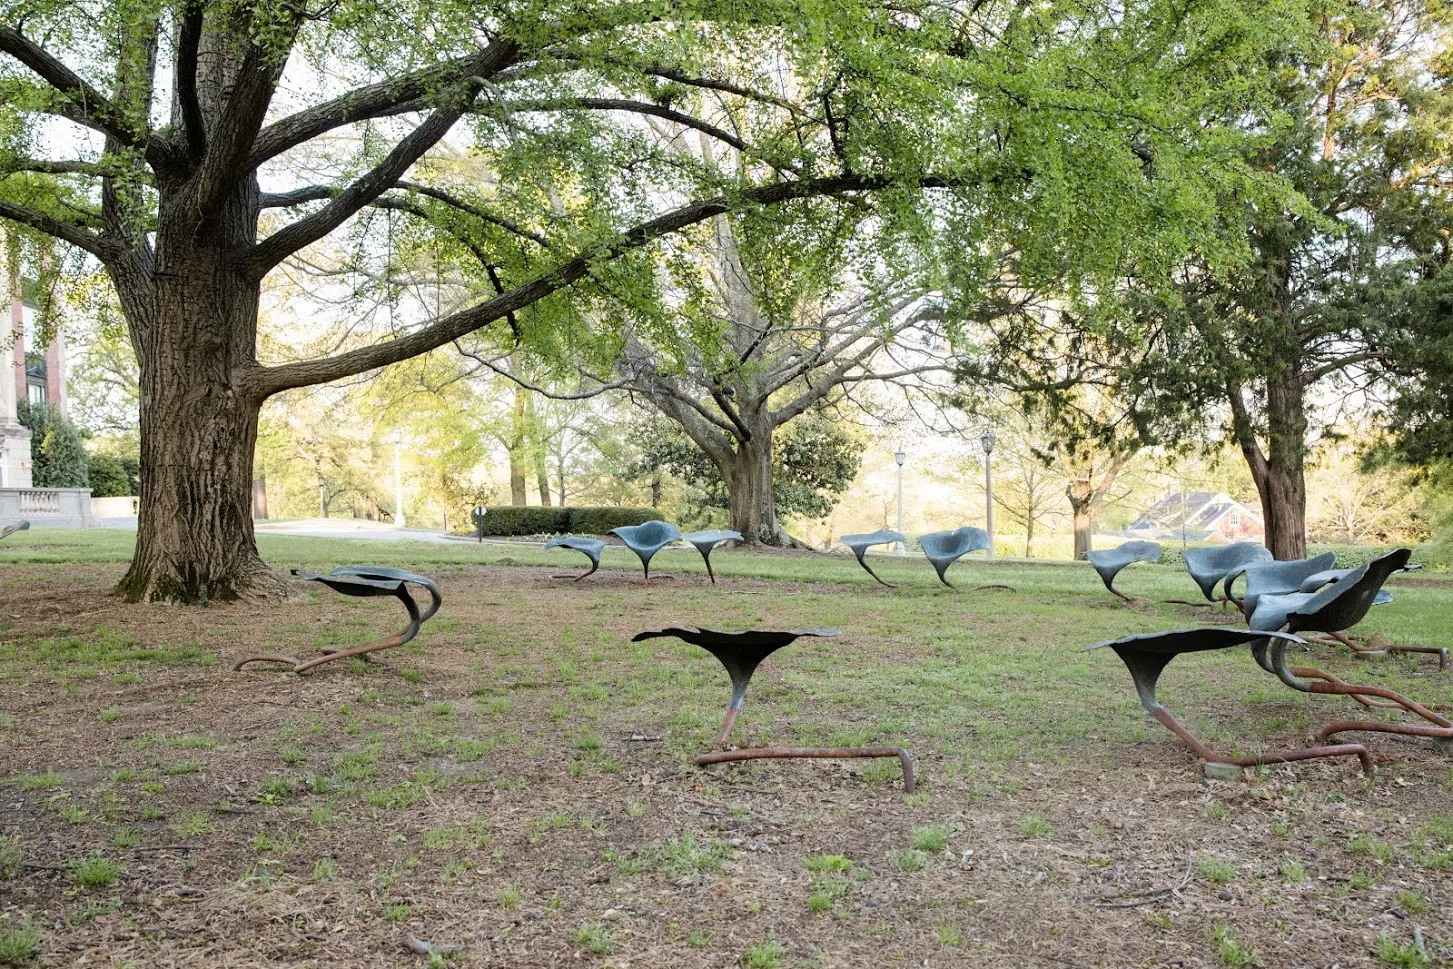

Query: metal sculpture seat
[[234, 566, 441, 674], [1085, 540, 1162, 603], [1175, 543, 1271, 605], [1232, 552, 1336, 617], [1246, 548, 1451, 746], [682, 529, 743, 583], [0, 520, 29, 541], [544, 536, 608, 580], [918, 527, 1012, 590], [608, 520, 683, 582], [1087, 627, 1372, 776], [838, 529, 905, 587], [633, 627, 916, 792]]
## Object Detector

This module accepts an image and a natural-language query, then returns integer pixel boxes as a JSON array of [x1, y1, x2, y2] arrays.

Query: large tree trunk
[[508, 385, 527, 504], [1068, 489, 1094, 560], [1243, 369, 1309, 560], [725, 433, 784, 545], [113, 205, 282, 602]]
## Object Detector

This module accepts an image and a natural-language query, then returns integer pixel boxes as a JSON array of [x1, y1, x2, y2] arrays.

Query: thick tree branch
[[193, 11, 304, 216], [0, 197, 117, 260], [259, 180, 548, 247], [1302, 350, 1386, 384], [511, 97, 752, 155], [240, 105, 475, 278], [175, 2, 207, 159], [0, 26, 143, 147], [249, 173, 956, 396], [248, 43, 517, 170]]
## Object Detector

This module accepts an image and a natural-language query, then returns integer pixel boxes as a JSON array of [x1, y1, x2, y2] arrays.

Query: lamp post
[[317, 474, 326, 519], [980, 429, 995, 559], [388, 429, 406, 529], [894, 447, 907, 553]]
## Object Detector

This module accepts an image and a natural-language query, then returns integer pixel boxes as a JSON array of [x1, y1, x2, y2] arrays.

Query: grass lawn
[[1, 527, 1451, 968]]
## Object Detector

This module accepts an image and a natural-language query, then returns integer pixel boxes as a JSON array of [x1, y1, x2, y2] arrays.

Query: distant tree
[[632, 414, 863, 532], [17, 401, 87, 487], [85, 451, 131, 497]]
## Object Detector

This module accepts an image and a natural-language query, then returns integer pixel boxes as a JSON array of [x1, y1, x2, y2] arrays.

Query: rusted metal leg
[[694, 746, 917, 793], [1291, 666, 1453, 744], [1149, 706, 1374, 777], [234, 586, 422, 675], [713, 702, 743, 749], [974, 583, 1017, 592], [704, 554, 717, 584], [855, 555, 895, 588], [1163, 598, 1216, 608], [1324, 631, 1448, 671]]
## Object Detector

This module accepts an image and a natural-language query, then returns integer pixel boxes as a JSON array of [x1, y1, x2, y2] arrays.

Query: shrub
[[86, 453, 133, 497], [471, 506, 660, 537], [567, 506, 658, 535], [16, 401, 88, 488]]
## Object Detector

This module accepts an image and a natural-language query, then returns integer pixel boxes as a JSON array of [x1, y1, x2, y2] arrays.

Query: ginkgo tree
[[1, 0, 1305, 601]]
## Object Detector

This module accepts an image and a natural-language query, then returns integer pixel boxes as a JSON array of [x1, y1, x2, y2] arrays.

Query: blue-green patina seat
[[1085, 540, 1162, 603], [682, 529, 743, 583], [1180, 542, 1271, 604], [609, 520, 683, 581], [838, 529, 905, 587], [545, 536, 609, 580], [918, 527, 991, 588]]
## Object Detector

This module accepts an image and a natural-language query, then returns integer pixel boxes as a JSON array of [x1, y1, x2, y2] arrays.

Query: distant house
[[1123, 491, 1264, 544]]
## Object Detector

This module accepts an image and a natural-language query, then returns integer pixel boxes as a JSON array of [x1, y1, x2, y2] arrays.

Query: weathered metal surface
[[918, 527, 991, 588], [1086, 627, 1374, 776], [1176, 543, 1271, 604], [0, 520, 29, 541], [1085, 540, 1162, 603], [234, 566, 441, 674], [837, 529, 905, 587], [609, 520, 683, 582], [682, 529, 743, 583], [635, 626, 917, 793], [1230, 552, 1336, 617], [544, 536, 608, 580], [1247, 552, 1453, 744]]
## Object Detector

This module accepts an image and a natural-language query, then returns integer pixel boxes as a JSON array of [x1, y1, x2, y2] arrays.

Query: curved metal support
[[838, 531, 904, 588], [0, 520, 30, 541], [694, 746, 917, 794], [234, 567, 437, 675], [545, 538, 606, 581], [683, 530, 742, 584], [1264, 638, 1453, 746], [1088, 628, 1373, 777], [855, 553, 895, 588]]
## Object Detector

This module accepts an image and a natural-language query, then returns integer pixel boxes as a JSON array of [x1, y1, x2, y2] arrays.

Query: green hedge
[[472, 506, 660, 537]]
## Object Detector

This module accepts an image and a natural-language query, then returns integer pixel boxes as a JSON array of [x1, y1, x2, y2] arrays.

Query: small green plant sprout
[[70, 855, 122, 889]]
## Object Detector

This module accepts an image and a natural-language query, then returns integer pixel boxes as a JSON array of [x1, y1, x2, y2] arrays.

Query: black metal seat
[[682, 529, 743, 583], [634, 626, 916, 793], [1085, 540, 1162, 603], [1087, 626, 1372, 775], [838, 529, 905, 587], [544, 536, 608, 580], [609, 520, 683, 582], [234, 565, 441, 674], [1246, 548, 1451, 746]]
